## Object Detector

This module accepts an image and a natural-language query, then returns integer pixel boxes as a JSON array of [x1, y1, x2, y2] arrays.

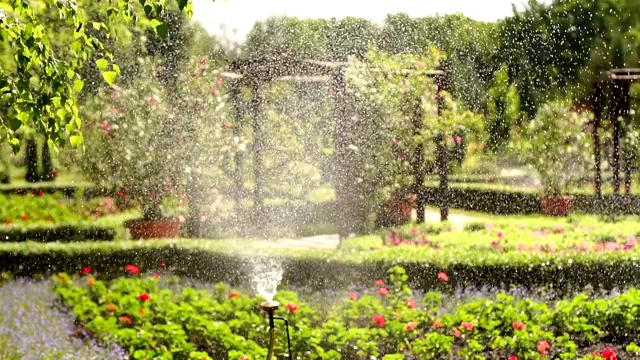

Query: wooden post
[[332, 67, 361, 241], [411, 92, 426, 223], [229, 82, 246, 217], [249, 80, 265, 227], [621, 81, 632, 198], [611, 80, 622, 198], [435, 76, 449, 222], [592, 83, 603, 208]]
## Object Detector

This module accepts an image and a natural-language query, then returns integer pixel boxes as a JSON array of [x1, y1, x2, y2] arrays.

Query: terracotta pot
[[384, 195, 414, 225], [125, 217, 181, 239], [540, 196, 574, 217]]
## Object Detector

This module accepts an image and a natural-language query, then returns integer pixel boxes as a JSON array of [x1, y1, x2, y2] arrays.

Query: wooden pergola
[[591, 68, 640, 209], [218, 56, 449, 238]]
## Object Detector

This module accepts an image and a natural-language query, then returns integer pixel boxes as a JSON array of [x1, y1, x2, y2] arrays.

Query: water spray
[[260, 300, 292, 360]]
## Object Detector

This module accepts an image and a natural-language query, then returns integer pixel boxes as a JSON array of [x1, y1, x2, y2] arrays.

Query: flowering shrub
[[70, 56, 228, 221], [0, 193, 126, 225], [510, 100, 593, 196], [383, 216, 640, 254], [53, 265, 640, 359]]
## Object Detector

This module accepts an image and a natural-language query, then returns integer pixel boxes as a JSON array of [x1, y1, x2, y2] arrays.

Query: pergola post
[[411, 97, 426, 223], [331, 68, 362, 241], [249, 80, 265, 227], [592, 83, 603, 208], [435, 76, 449, 222], [229, 81, 246, 219]]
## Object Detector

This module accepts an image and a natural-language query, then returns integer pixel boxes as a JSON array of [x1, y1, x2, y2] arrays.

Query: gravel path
[[0, 279, 126, 360]]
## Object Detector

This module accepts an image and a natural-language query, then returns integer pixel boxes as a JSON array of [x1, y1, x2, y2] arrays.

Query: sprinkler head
[[260, 300, 280, 316]]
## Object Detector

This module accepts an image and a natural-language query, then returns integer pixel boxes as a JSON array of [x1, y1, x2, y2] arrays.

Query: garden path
[[257, 209, 481, 250]]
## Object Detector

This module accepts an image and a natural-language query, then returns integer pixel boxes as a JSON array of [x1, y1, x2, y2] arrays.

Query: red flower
[[119, 315, 132, 324], [508, 356, 518, 360], [497, 231, 504, 239], [59, 274, 67, 282], [285, 303, 299, 313], [4, 220, 11, 225], [349, 292, 358, 301], [87, 278, 94, 286], [211, 88, 220, 96], [107, 304, 116, 312], [20, 214, 28, 221], [153, 273, 160, 280], [139, 308, 145, 316], [405, 298, 416, 309], [137, 293, 150, 302], [512, 321, 526, 331], [374, 279, 384, 287], [238, 357, 249, 360], [602, 348, 618, 360], [222, 122, 231, 129], [81, 267, 92, 275], [377, 287, 389, 297], [537, 340, 550, 356], [404, 321, 418, 332], [228, 292, 240, 299], [147, 96, 156, 106], [433, 320, 442, 329], [453, 328, 461, 338], [160, 262, 166, 269], [437, 271, 449, 282], [461, 322, 473, 331], [125, 265, 140, 275], [372, 315, 385, 327], [37, 190, 44, 196]]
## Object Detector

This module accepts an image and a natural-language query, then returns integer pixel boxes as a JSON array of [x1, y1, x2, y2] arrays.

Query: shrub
[[52, 266, 640, 359]]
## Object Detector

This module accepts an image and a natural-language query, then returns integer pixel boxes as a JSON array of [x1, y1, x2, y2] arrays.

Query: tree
[[0, 0, 203, 150], [486, 64, 520, 152]]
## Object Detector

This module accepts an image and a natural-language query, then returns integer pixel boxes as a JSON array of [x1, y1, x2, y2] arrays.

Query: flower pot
[[540, 196, 573, 217], [125, 217, 181, 239], [377, 195, 414, 227]]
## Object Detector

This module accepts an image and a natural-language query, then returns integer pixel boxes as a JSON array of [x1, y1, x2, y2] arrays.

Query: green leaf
[[177, 0, 189, 10], [150, 19, 169, 38], [102, 71, 117, 86], [70, 135, 84, 147], [96, 58, 109, 71], [74, 79, 84, 92]]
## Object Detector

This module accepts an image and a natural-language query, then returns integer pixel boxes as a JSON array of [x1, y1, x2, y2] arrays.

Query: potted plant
[[71, 60, 196, 239], [511, 100, 593, 216]]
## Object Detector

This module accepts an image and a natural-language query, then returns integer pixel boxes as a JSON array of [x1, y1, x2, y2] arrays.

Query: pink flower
[[372, 315, 385, 327], [491, 241, 500, 248], [453, 328, 461, 338], [627, 236, 637, 246], [537, 340, 550, 356], [517, 223, 525, 229], [454, 136, 462, 145], [512, 321, 526, 331], [516, 243, 527, 251], [405, 298, 416, 309], [374, 279, 384, 287], [508, 356, 518, 360], [437, 272, 449, 282], [285, 303, 299, 313], [602, 348, 618, 360], [497, 231, 504, 239], [410, 228, 417, 235], [433, 320, 442, 329], [484, 222, 494, 230], [153, 273, 160, 280], [554, 225, 564, 233], [119, 315, 132, 324], [377, 287, 389, 297], [461, 322, 473, 331], [125, 265, 140, 275], [349, 292, 358, 301], [404, 321, 418, 332]]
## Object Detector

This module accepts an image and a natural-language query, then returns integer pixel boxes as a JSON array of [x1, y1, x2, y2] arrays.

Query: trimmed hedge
[[0, 225, 116, 242], [0, 183, 110, 198], [3, 240, 640, 295], [421, 186, 640, 215]]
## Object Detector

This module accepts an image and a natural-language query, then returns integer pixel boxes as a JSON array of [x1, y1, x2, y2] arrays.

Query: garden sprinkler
[[260, 300, 292, 360]]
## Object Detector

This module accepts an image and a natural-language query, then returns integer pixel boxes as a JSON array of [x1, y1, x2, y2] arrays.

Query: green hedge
[[3, 240, 640, 294], [0, 225, 116, 242], [0, 183, 110, 198], [420, 186, 640, 215]]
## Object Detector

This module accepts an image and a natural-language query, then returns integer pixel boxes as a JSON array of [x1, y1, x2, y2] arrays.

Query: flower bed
[[53, 265, 640, 359]]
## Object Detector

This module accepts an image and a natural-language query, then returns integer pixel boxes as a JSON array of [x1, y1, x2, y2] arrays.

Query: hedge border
[[3, 241, 640, 294], [0, 225, 116, 242]]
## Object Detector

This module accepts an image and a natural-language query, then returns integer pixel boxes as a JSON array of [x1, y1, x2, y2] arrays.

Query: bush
[[53, 266, 640, 359], [0, 224, 117, 242], [3, 236, 640, 293]]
